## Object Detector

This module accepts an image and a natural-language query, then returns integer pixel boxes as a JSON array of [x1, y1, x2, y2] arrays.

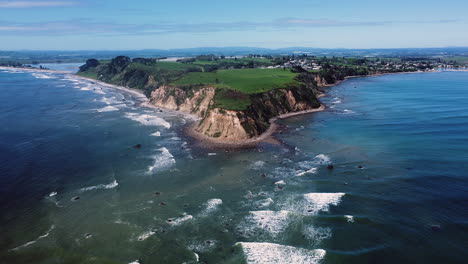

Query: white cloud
[[0, 1, 77, 8]]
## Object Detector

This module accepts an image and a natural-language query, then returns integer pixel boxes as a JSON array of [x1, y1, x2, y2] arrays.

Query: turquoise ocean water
[[0, 67, 467, 263]]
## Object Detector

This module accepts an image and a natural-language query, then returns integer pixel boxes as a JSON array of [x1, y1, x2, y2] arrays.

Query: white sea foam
[[32, 73, 55, 79], [10, 225, 55, 251], [236, 242, 326, 264], [49, 191, 57, 197], [167, 213, 193, 226], [147, 147, 175, 173], [125, 113, 171, 128], [188, 240, 219, 253], [313, 154, 331, 165], [301, 193, 345, 215], [274, 180, 286, 185], [207, 153, 217, 156], [303, 226, 332, 244], [200, 198, 223, 216], [250, 161, 266, 170], [100, 96, 124, 105], [343, 109, 355, 114], [151, 131, 161, 137], [239, 210, 291, 237], [255, 198, 274, 208], [80, 180, 119, 192], [137, 230, 155, 241], [97, 106, 119, 112], [296, 168, 317, 176], [344, 215, 354, 223], [128, 260, 140, 264]]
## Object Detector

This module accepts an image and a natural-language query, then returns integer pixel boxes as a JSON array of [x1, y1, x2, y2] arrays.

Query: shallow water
[[0, 69, 467, 263]]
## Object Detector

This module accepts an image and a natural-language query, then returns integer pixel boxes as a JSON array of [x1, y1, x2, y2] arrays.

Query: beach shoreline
[[0, 65, 446, 148]]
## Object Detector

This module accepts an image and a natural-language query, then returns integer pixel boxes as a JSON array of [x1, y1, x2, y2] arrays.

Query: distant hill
[[1, 47, 468, 64]]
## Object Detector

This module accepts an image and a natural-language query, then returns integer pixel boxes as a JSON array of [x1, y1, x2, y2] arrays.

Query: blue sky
[[0, 0, 467, 50]]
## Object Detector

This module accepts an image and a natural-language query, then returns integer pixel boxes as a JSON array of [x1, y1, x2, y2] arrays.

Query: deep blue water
[[0, 69, 467, 264]]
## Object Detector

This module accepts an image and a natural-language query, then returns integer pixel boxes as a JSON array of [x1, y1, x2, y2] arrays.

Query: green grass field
[[192, 57, 273, 66], [76, 70, 98, 79], [171, 68, 299, 94], [127, 61, 200, 73]]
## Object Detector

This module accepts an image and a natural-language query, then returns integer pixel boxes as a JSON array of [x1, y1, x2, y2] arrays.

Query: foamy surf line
[[80, 180, 119, 192], [238, 210, 292, 237], [10, 225, 55, 251], [280, 192, 345, 216], [199, 198, 223, 216], [147, 147, 175, 173], [236, 242, 326, 264], [125, 113, 171, 128]]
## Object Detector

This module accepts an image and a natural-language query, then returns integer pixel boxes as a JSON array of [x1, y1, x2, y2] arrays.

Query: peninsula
[[74, 54, 447, 145]]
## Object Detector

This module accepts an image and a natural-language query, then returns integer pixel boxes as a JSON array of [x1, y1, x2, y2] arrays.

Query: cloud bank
[[0, 1, 77, 8]]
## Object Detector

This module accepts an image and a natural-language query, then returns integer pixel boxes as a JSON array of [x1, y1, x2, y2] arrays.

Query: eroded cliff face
[[236, 85, 321, 138], [149, 83, 322, 141], [314, 75, 327, 87], [196, 109, 249, 139], [150, 86, 215, 117]]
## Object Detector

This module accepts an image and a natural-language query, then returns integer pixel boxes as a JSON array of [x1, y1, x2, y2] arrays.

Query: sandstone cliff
[[149, 84, 321, 141]]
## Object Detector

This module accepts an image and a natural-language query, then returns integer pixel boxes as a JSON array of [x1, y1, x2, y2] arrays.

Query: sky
[[0, 0, 467, 50]]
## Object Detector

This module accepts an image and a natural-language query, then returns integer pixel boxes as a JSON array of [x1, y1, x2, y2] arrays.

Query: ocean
[[0, 66, 467, 264]]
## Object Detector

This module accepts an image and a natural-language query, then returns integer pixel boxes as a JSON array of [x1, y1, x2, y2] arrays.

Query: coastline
[[1, 66, 453, 148]]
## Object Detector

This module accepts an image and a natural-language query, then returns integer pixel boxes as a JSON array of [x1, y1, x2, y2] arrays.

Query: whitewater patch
[[199, 198, 223, 216], [236, 242, 326, 264], [303, 226, 332, 244], [254, 198, 274, 209], [343, 109, 355, 114], [32, 73, 56, 79], [80, 180, 119, 192], [147, 147, 175, 173], [250, 161, 266, 170], [10, 225, 55, 251], [97, 105, 119, 112], [239, 210, 292, 237], [274, 180, 286, 185], [188, 239, 219, 253], [313, 154, 331, 165], [281, 193, 345, 216], [125, 113, 171, 128], [296, 168, 317, 176], [48, 191, 57, 197], [302, 193, 345, 215], [166, 213, 193, 226], [136, 230, 155, 241], [344, 215, 354, 223], [151, 131, 161, 137]]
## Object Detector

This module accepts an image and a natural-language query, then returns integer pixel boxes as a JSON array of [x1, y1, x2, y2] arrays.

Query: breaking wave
[[80, 180, 119, 192], [147, 147, 175, 173], [125, 113, 171, 128], [236, 242, 326, 264]]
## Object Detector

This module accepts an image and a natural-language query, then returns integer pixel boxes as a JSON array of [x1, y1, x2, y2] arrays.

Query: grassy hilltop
[[77, 54, 448, 111], [77, 56, 303, 110]]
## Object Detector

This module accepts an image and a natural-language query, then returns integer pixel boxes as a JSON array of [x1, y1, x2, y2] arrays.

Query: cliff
[[149, 83, 321, 141], [77, 56, 325, 143]]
